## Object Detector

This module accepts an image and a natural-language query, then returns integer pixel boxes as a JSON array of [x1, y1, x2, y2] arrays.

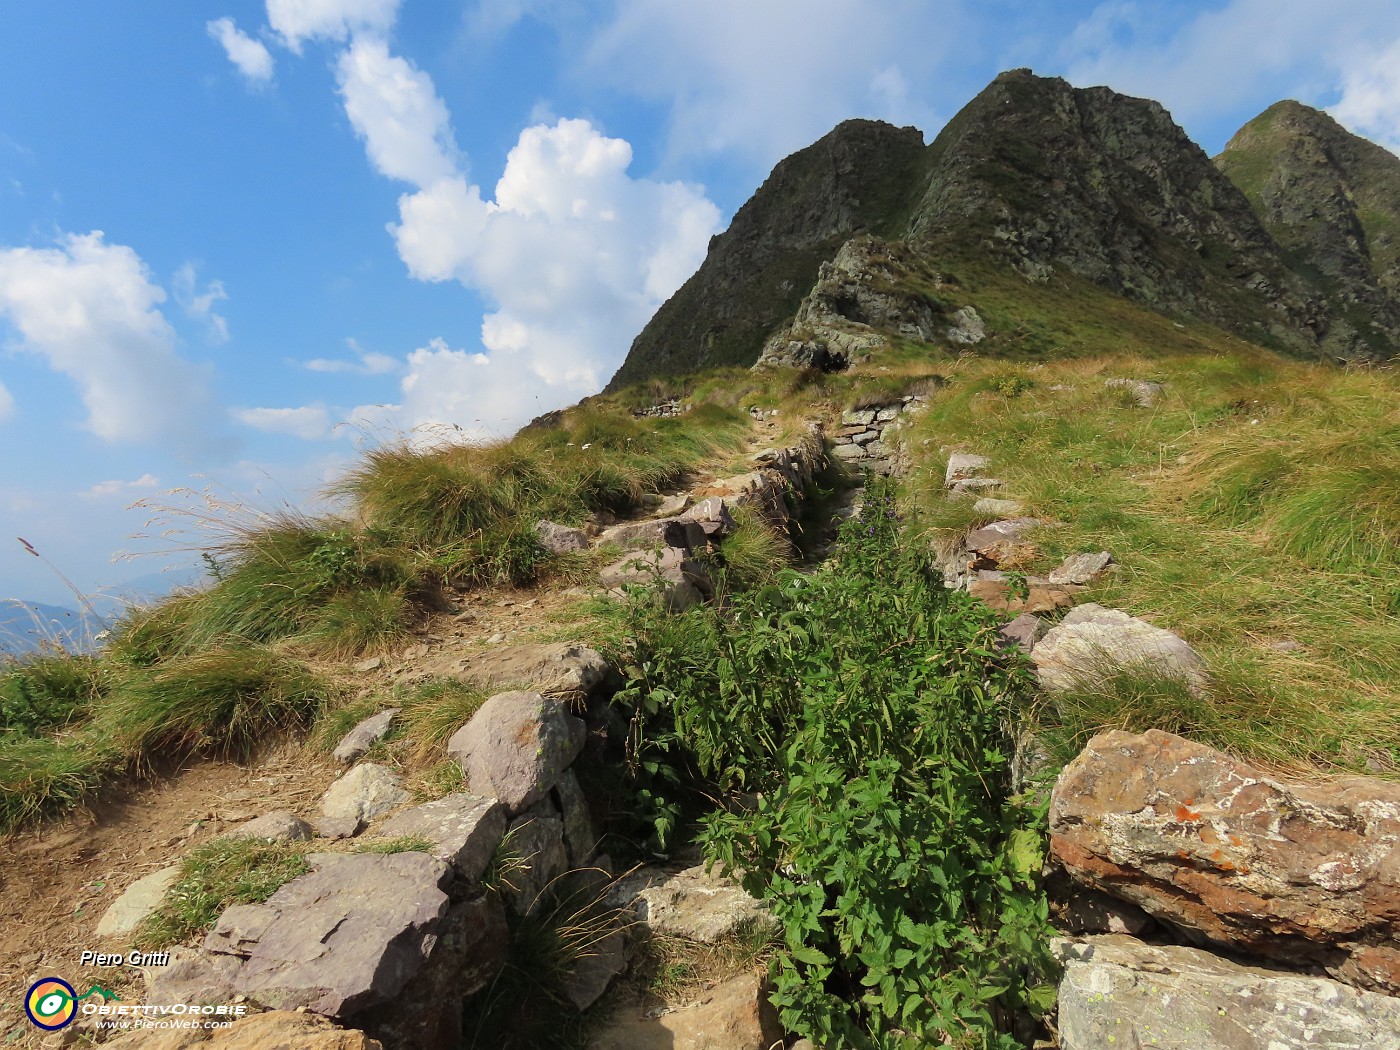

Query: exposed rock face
[[598, 546, 712, 611], [534, 519, 590, 554], [598, 516, 710, 553], [1217, 100, 1400, 357], [1047, 551, 1113, 586], [502, 807, 568, 913], [1032, 603, 1209, 696], [1055, 936, 1400, 1050], [204, 852, 452, 1015], [1051, 730, 1400, 992], [607, 119, 929, 388], [320, 763, 409, 826], [447, 690, 586, 814], [755, 237, 941, 369]]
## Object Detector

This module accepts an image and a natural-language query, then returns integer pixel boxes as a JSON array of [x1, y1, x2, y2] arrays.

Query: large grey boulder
[[320, 763, 410, 826], [204, 856, 448, 1019], [222, 810, 313, 843], [375, 793, 507, 882], [680, 496, 736, 537], [205, 852, 452, 1017], [1032, 602, 1208, 696], [332, 708, 399, 764], [534, 520, 590, 554], [95, 865, 181, 937], [447, 690, 585, 814], [1056, 936, 1400, 1050], [554, 769, 599, 866], [1105, 377, 1166, 407], [608, 864, 776, 944]]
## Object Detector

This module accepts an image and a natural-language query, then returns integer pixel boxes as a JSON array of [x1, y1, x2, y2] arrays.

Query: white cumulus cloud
[[386, 118, 720, 435], [85, 473, 161, 498], [207, 17, 275, 84], [580, 0, 949, 165], [303, 337, 399, 374], [1332, 37, 1400, 153], [266, 0, 402, 52], [172, 263, 230, 343], [235, 404, 333, 440], [0, 232, 230, 454], [336, 35, 461, 186]]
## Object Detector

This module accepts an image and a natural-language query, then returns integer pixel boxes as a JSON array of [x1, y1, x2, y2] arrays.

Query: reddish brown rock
[[969, 579, 1075, 614], [1050, 729, 1400, 992]]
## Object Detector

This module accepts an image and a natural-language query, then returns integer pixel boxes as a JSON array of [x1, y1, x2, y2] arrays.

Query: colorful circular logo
[[25, 978, 77, 1030]]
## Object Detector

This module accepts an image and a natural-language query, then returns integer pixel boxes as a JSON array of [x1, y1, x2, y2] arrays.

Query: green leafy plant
[[612, 480, 1054, 1048]]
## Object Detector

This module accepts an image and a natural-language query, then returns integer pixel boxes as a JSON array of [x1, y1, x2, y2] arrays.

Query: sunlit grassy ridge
[[903, 350, 1399, 773], [0, 401, 753, 831]]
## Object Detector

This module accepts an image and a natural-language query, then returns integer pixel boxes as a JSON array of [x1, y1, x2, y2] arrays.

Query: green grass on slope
[[904, 350, 1399, 774]]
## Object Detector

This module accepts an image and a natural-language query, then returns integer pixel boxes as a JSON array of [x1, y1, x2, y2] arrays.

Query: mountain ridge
[[609, 69, 1400, 389]]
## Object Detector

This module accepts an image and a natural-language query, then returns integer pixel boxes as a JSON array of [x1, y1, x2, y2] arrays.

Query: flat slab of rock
[[375, 793, 506, 882], [1051, 730, 1400, 992], [998, 612, 1047, 653], [222, 810, 312, 843], [96, 865, 181, 937], [945, 451, 990, 486], [680, 496, 736, 537], [964, 517, 1042, 555], [448, 690, 585, 813], [104, 1009, 384, 1048], [205, 852, 452, 1017], [970, 579, 1075, 614], [456, 641, 609, 698], [1056, 935, 1400, 1050], [1047, 551, 1113, 585], [609, 864, 776, 943], [144, 946, 243, 1008], [586, 969, 783, 1050], [1032, 602, 1208, 696], [598, 517, 708, 552], [332, 708, 399, 764], [320, 763, 409, 825]]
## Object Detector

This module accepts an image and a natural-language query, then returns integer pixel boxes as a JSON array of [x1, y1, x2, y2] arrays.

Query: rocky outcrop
[[1055, 936, 1400, 1050], [95, 865, 181, 937], [319, 763, 409, 831], [599, 546, 713, 611], [375, 793, 507, 882], [447, 690, 586, 814], [609, 864, 776, 944], [610, 71, 1399, 389], [222, 811, 313, 843], [755, 237, 942, 370], [204, 852, 454, 1014], [421, 641, 611, 701], [608, 120, 929, 388], [1050, 729, 1400, 993]]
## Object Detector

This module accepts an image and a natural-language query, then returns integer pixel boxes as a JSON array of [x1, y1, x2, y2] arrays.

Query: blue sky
[[3, 0, 1399, 606]]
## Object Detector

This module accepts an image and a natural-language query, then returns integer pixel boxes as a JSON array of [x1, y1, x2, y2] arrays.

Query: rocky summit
[[611, 69, 1400, 388]]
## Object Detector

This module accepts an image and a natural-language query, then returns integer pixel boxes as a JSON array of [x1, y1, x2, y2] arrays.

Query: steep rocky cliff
[[609, 70, 1399, 388], [1215, 100, 1400, 358], [606, 119, 929, 389]]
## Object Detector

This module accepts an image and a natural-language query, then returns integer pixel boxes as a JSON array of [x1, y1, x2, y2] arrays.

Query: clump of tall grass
[[0, 736, 118, 831]]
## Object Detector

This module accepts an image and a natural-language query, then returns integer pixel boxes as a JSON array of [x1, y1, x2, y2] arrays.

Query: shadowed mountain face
[[609, 70, 1399, 389]]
